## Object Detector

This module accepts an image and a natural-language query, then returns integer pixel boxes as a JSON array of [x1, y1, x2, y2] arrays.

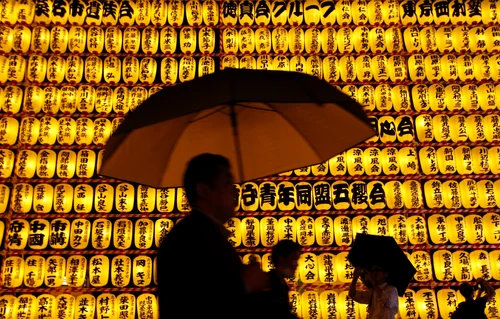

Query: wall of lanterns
[[1, 0, 500, 318]]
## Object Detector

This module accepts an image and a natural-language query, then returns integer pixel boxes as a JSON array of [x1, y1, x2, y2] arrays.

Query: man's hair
[[271, 240, 301, 266], [183, 153, 230, 205], [459, 282, 474, 298]]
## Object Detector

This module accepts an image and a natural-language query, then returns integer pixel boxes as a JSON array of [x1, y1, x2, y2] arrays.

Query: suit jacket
[[157, 210, 247, 319], [247, 270, 298, 319]]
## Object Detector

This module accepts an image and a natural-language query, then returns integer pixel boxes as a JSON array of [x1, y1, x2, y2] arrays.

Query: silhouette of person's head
[[366, 264, 389, 287], [184, 154, 235, 223], [272, 240, 302, 278], [459, 282, 474, 300]]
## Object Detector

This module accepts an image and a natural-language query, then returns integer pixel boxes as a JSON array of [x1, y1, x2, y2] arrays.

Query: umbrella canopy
[[347, 233, 416, 297], [100, 68, 376, 188]]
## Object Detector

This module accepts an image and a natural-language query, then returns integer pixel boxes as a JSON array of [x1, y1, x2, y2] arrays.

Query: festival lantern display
[[453, 250, 473, 282], [2, 256, 24, 287]]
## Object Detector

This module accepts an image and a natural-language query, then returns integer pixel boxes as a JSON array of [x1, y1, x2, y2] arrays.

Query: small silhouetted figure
[[452, 278, 496, 319]]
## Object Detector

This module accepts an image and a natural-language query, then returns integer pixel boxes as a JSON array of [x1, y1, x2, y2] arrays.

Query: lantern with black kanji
[[49, 218, 71, 249], [259, 217, 278, 247], [434, 250, 454, 281], [411, 251, 432, 282], [416, 289, 438, 319], [453, 250, 473, 282], [91, 219, 112, 249], [2, 256, 24, 287], [111, 255, 131, 287], [133, 255, 152, 287], [137, 294, 158, 319], [70, 219, 90, 249], [437, 289, 458, 319], [315, 216, 333, 247], [135, 218, 154, 249], [88, 255, 110, 287], [388, 214, 407, 244], [52, 184, 73, 213], [484, 213, 500, 244], [66, 255, 87, 286], [407, 215, 427, 245], [299, 253, 318, 284], [13, 294, 37, 319], [75, 294, 94, 319], [334, 216, 352, 246], [490, 251, 500, 280]]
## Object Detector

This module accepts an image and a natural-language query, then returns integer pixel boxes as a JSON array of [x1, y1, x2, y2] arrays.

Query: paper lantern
[[427, 213, 449, 244], [423, 54, 442, 82], [32, 184, 53, 215], [111, 255, 132, 287], [85, 26, 104, 54], [471, 146, 490, 175], [137, 294, 158, 319], [135, 185, 155, 213], [241, 217, 260, 247], [354, 57, 372, 84], [478, 84, 496, 112], [0, 184, 8, 214], [30, 26, 50, 53], [484, 213, 500, 244], [76, 149, 96, 178], [70, 219, 90, 249], [65, 255, 87, 287], [53, 184, 73, 213], [257, 217, 278, 247], [115, 294, 135, 319], [345, 148, 363, 176], [398, 289, 417, 319], [407, 215, 427, 245], [441, 180, 461, 209], [73, 183, 93, 213], [112, 183, 134, 213], [418, 147, 438, 176], [121, 27, 140, 54], [297, 216, 315, 246], [55, 150, 76, 179], [221, 217, 240, 247], [74, 294, 94, 319], [468, 27, 487, 53], [18, 117, 40, 146], [334, 216, 352, 246], [197, 55, 215, 77], [390, 85, 410, 112], [157, 58, 178, 85], [435, 146, 456, 175], [316, 254, 336, 285], [473, 54, 491, 81], [388, 55, 407, 82], [65, 55, 84, 84], [415, 289, 438, 319], [311, 216, 333, 247], [434, 27, 453, 54], [117, 56, 138, 85], [490, 147, 500, 174], [135, 218, 154, 249], [490, 251, 500, 280], [297, 253, 318, 284], [465, 214, 485, 244], [26, 55, 47, 83], [430, 114, 450, 142], [35, 149, 56, 179], [466, 114, 485, 142], [103, 27, 122, 53], [152, 218, 173, 248], [447, 214, 467, 244], [349, 181, 369, 210], [0, 149, 14, 178], [1, 86, 22, 114], [15, 151, 37, 180], [199, 0, 218, 25], [111, 218, 133, 250], [138, 57, 157, 84], [389, 214, 408, 244], [5, 55, 25, 83], [310, 181, 330, 210], [278, 216, 296, 242], [327, 181, 348, 211], [133, 256, 152, 287], [452, 250, 473, 282], [91, 219, 112, 250], [483, 114, 500, 143], [178, 56, 196, 82], [362, 147, 381, 176], [37, 117, 57, 146], [48, 218, 70, 250], [45, 56, 65, 84], [449, 116, 469, 145], [455, 55, 474, 82], [334, 252, 353, 283], [321, 56, 339, 83], [477, 180, 497, 208], [11, 25, 30, 54], [337, 292, 359, 319], [22, 255, 44, 287], [352, 215, 370, 239], [158, 27, 177, 55], [13, 294, 37, 319], [96, 294, 117, 319], [486, 26, 500, 54], [2, 256, 24, 287], [436, 289, 458, 319], [22, 85, 44, 114], [369, 215, 388, 237], [367, 181, 386, 209], [411, 251, 432, 281]]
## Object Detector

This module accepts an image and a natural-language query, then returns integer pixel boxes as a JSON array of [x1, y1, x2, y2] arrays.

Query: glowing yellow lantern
[[278, 216, 296, 242], [351, 0, 368, 25], [482, 114, 500, 143], [56, 117, 76, 145], [86, 26, 104, 54], [430, 114, 450, 142], [402, 27, 421, 53], [91, 219, 111, 250], [104, 27, 122, 53], [436, 146, 457, 174], [367, 181, 387, 210], [447, 214, 467, 244], [298, 253, 318, 284], [449, 116, 469, 144], [328, 181, 349, 211], [327, 152, 346, 178], [6, 55, 25, 83], [351, 27, 369, 54], [369, 215, 388, 236], [236, 217, 258, 248], [7, 218, 29, 249], [466, 114, 485, 142], [137, 57, 157, 84], [0, 185, 9, 214], [101, 56, 120, 84], [92, 118, 111, 145], [135, 184, 155, 212], [132, 0, 151, 25], [270, 27, 289, 54], [473, 54, 491, 81], [64, 56, 84, 84], [421, 27, 438, 52], [411, 251, 432, 281], [296, 216, 314, 246], [418, 147, 438, 175], [441, 180, 461, 209], [407, 215, 427, 245], [398, 289, 417, 319], [0, 149, 14, 178], [59, 86, 78, 115], [333, 216, 352, 246], [452, 26, 470, 52], [179, 27, 196, 54], [32, 184, 53, 214], [115, 294, 135, 319], [382, 28, 401, 54], [2, 256, 24, 288], [45, 56, 65, 84], [76, 118, 95, 145], [388, 55, 408, 82], [53, 184, 73, 213], [352, 215, 370, 238], [436, 26, 453, 53], [436, 289, 458, 319], [113, 218, 133, 249], [389, 215, 407, 244], [55, 150, 76, 179], [484, 213, 500, 244], [179, 56, 196, 82], [201, 0, 218, 25], [486, 26, 500, 53], [30, 26, 50, 53], [1, 86, 21, 114], [14, 150, 36, 179], [477, 180, 497, 208], [158, 57, 178, 84], [111, 87, 130, 114], [13, 294, 37, 319], [75, 294, 94, 319], [468, 27, 487, 53], [123, 27, 140, 54], [416, 289, 438, 319], [137, 295, 158, 319], [336, 27, 354, 54], [133, 255, 152, 287], [322, 56, 339, 83], [338, 291, 359, 319], [23, 255, 45, 287], [54, 294, 76, 319], [362, 147, 381, 176], [455, 55, 474, 81], [12, 25, 31, 53], [65, 255, 87, 286], [112, 183, 134, 213], [471, 147, 490, 174], [35, 149, 56, 179], [159, 26, 177, 54], [73, 184, 93, 213], [333, 252, 353, 283], [37, 116, 57, 145], [424, 180, 445, 210], [18, 117, 40, 145], [222, 217, 240, 247], [490, 251, 500, 279], [312, 216, 333, 247], [21, 86, 43, 115], [96, 293, 117, 319], [153, 218, 173, 248], [453, 250, 473, 282], [355, 56, 373, 83], [194, 28, 215, 55], [346, 148, 364, 176], [111, 255, 132, 287], [392, 85, 411, 111], [368, 28, 385, 54], [478, 85, 496, 113], [135, 218, 154, 249], [317, 255, 336, 285], [490, 147, 500, 174], [116, 0, 137, 25], [26, 55, 47, 83], [465, 214, 484, 244], [349, 181, 369, 210], [320, 27, 337, 54], [49, 218, 70, 250], [370, 55, 389, 82], [256, 55, 272, 70]]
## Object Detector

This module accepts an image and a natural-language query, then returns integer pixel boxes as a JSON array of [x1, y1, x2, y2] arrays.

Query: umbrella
[[99, 68, 376, 188], [347, 233, 416, 297]]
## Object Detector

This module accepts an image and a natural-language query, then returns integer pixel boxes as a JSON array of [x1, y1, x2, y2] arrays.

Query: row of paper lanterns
[[0, 293, 157, 319], [2, 24, 500, 55], [1, 115, 498, 148], [2, 212, 499, 252], [1, 0, 499, 28], [2, 248, 500, 288], [0, 288, 498, 319], [2, 53, 500, 85], [3, 83, 500, 116], [2, 178, 500, 216]]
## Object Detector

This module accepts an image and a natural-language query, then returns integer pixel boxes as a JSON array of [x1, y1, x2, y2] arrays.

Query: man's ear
[[196, 183, 210, 201]]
